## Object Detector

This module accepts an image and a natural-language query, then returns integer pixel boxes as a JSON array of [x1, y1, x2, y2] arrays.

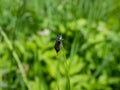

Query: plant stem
[[62, 47, 70, 90], [0, 27, 31, 90], [56, 55, 60, 90]]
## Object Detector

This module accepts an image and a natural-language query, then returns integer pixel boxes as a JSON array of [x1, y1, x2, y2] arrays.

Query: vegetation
[[0, 0, 120, 90]]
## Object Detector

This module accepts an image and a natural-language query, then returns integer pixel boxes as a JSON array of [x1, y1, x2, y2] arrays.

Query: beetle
[[54, 35, 63, 53]]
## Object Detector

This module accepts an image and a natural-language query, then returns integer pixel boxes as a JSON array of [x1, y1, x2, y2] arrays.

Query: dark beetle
[[54, 35, 63, 53]]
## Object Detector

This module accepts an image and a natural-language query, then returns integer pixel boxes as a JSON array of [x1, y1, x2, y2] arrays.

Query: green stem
[[62, 47, 70, 90], [56, 55, 60, 90], [0, 27, 31, 90]]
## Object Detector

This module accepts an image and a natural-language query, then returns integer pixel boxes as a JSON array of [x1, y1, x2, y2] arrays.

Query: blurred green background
[[0, 0, 120, 90]]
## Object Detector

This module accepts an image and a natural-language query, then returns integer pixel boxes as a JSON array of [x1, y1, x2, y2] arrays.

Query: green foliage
[[0, 0, 120, 90]]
